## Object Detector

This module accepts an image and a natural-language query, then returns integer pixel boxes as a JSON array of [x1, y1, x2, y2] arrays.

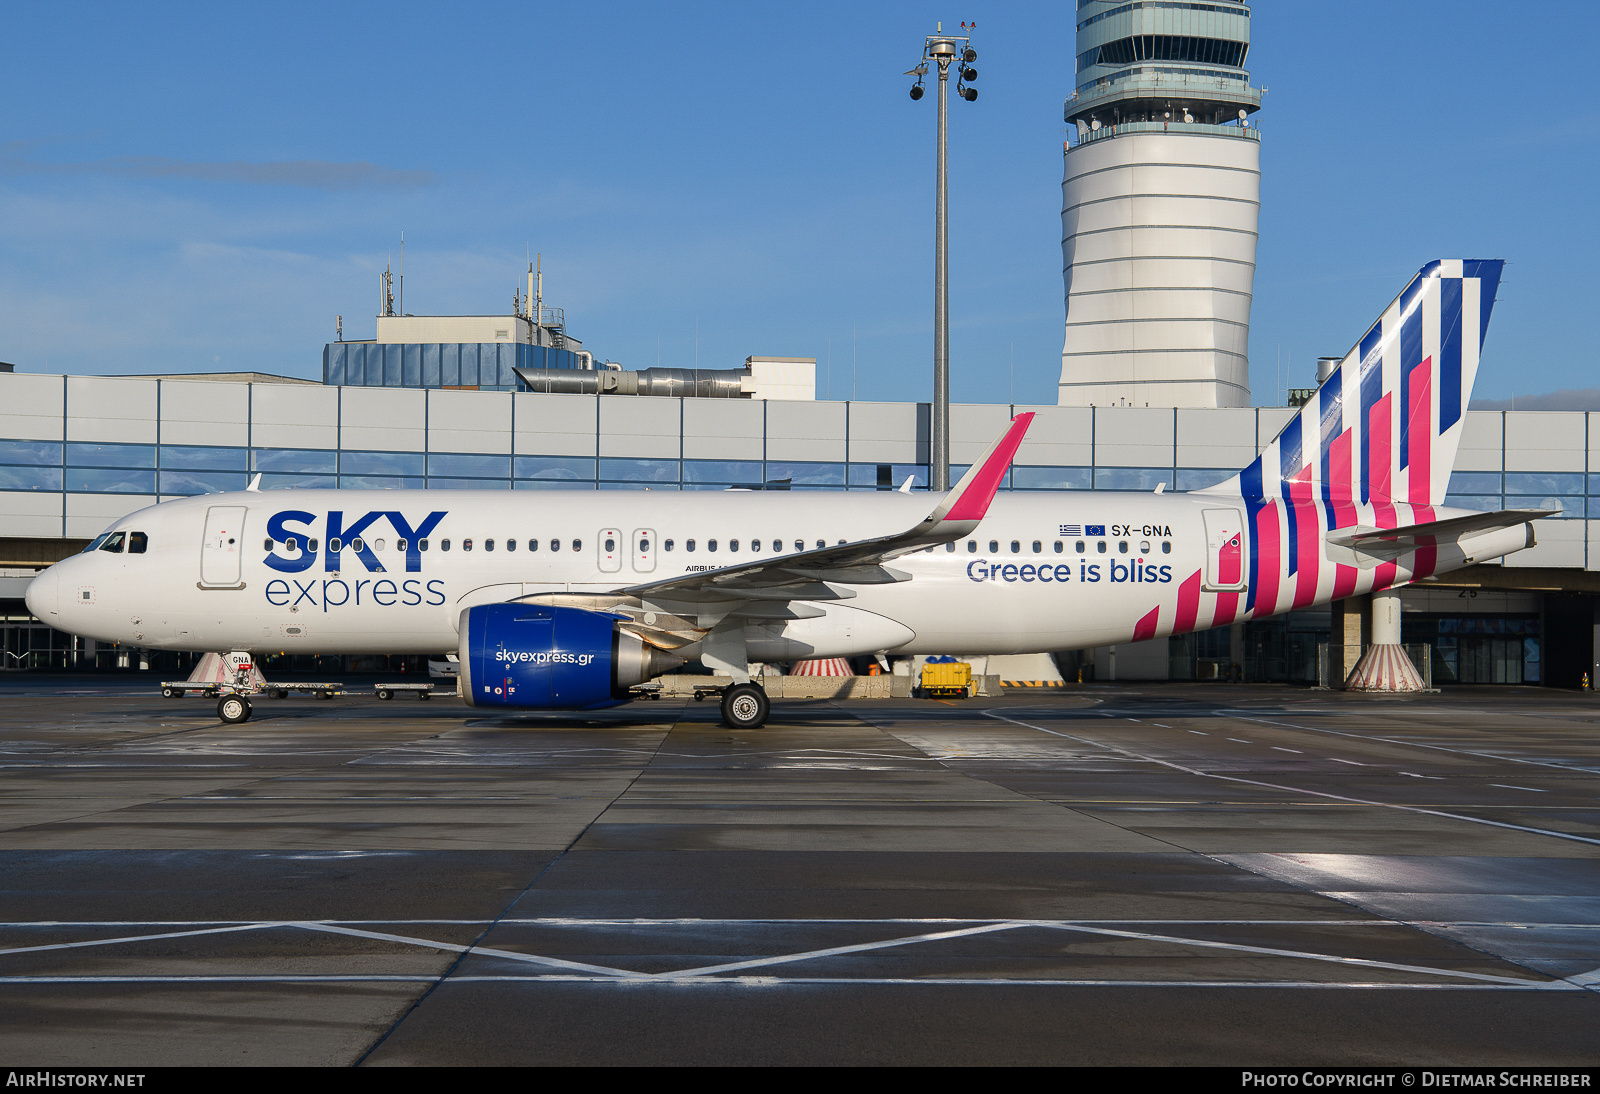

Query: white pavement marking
[[1331, 758, 1366, 766], [1272, 748, 1303, 754], [985, 710, 1600, 848], [0, 924, 266, 957], [1491, 785, 1548, 793], [1235, 716, 1600, 776], [1228, 739, 1252, 744], [656, 922, 1027, 979], [287, 921, 641, 979], [1035, 923, 1551, 987]]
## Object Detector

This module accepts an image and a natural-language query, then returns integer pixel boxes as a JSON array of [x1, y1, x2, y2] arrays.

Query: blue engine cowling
[[458, 603, 680, 710]]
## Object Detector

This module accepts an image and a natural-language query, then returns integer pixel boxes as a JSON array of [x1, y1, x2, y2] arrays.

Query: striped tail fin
[[1201, 259, 1503, 512]]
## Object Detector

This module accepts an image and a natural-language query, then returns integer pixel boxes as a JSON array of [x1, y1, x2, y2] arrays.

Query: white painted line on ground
[[0, 923, 266, 957], [1331, 759, 1366, 766], [1037, 923, 1552, 987], [1228, 739, 1252, 744], [655, 922, 1027, 980], [1272, 747, 1303, 754], [1235, 716, 1600, 776], [1491, 785, 1549, 793], [288, 921, 639, 979], [0, 974, 1573, 990], [1189, 731, 1208, 736], [983, 710, 1600, 848]]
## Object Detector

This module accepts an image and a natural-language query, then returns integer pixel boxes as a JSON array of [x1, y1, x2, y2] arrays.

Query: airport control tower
[[1058, 1, 1261, 408]]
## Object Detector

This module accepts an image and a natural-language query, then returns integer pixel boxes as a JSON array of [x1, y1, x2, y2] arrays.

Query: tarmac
[[1, 676, 1598, 1066]]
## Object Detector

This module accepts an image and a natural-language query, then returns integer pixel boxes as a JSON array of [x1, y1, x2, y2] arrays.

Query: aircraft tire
[[217, 695, 252, 724], [721, 683, 769, 729]]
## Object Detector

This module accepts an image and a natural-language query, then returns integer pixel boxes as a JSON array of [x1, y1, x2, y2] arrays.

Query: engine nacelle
[[458, 604, 681, 709]]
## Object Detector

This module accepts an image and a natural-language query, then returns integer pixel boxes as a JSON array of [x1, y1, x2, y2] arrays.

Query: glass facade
[[1445, 471, 1589, 518]]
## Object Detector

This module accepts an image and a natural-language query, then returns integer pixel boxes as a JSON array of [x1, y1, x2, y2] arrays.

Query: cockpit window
[[98, 532, 126, 553], [83, 534, 109, 554], [128, 532, 148, 554]]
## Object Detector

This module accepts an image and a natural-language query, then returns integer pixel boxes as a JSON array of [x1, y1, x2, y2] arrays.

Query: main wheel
[[720, 683, 770, 729], [376, 688, 393, 701], [217, 695, 252, 724]]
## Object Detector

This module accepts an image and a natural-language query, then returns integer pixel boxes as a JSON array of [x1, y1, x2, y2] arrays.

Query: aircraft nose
[[24, 567, 58, 621]]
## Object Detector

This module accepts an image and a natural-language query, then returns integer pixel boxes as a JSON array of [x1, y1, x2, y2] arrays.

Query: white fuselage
[[26, 487, 1520, 660]]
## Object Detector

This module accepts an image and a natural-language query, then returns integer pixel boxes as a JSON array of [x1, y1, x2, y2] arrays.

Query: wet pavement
[[1, 680, 1598, 1065]]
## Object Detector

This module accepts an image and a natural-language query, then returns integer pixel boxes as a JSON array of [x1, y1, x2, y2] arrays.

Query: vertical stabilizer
[[1200, 259, 1503, 511]]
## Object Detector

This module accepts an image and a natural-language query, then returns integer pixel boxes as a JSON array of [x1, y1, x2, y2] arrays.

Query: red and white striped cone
[[789, 658, 852, 676], [1345, 644, 1426, 692]]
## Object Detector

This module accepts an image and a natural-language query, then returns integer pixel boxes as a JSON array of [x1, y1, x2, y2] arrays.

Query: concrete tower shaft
[[1059, 0, 1261, 409]]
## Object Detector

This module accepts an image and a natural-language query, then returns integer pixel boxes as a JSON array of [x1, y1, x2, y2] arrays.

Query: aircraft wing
[[619, 413, 1034, 606]]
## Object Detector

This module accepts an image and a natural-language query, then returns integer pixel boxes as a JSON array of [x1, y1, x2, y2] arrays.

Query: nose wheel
[[720, 683, 770, 729], [217, 694, 253, 724]]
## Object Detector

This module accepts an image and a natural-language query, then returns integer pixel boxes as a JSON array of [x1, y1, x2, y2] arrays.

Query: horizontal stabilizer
[[1327, 508, 1555, 549]]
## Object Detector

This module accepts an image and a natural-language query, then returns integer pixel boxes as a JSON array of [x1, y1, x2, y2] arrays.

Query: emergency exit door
[[632, 528, 656, 573], [1202, 508, 1247, 592], [200, 506, 247, 588]]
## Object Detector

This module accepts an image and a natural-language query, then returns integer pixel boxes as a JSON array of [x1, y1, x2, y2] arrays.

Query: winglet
[[246, 473, 262, 492], [931, 412, 1034, 524]]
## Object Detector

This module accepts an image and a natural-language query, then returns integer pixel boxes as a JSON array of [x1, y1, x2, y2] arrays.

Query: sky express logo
[[263, 510, 446, 574]]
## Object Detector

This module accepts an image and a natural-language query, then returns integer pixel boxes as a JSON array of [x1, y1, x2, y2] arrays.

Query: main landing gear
[[217, 694, 252, 724], [720, 682, 770, 729]]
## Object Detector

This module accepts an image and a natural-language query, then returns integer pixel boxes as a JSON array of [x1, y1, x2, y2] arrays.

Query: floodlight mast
[[908, 26, 978, 491]]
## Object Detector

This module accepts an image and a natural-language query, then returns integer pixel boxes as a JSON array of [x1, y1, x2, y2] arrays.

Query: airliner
[[25, 260, 1543, 728]]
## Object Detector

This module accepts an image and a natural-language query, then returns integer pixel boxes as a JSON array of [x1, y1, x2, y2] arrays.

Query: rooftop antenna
[[398, 232, 404, 316], [536, 253, 543, 328]]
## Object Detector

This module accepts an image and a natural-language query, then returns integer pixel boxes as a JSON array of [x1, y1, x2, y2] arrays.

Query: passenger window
[[329, 537, 343, 553], [945, 542, 955, 553], [750, 539, 760, 553], [816, 540, 825, 549], [506, 538, 516, 552], [129, 531, 147, 554], [1076, 541, 1085, 554], [1032, 541, 1042, 553], [374, 538, 385, 552], [549, 539, 560, 552], [441, 539, 451, 552], [1053, 541, 1062, 554], [351, 538, 364, 553], [1096, 541, 1106, 554], [967, 541, 976, 553], [396, 539, 407, 552], [463, 539, 474, 552], [772, 539, 781, 552], [687, 539, 696, 552], [418, 539, 428, 552], [1162, 541, 1171, 554], [729, 539, 739, 552], [604, 537, 615, 552], [99, 532, 126, 553], [572, 539, 581, 552], [485, 539, 495, 552], [708, 539, 719, 552], [639, 538, 649, 552], [528, 539, 538, 552], [795, 540, 804, 551], [988, 540, 998, 553], [1140, 541, 1150, 554], [1118, 541, 1128, 554], [263, 538, 273, 551], [309, 538, 319, 553], [664, 539, 674, 551], [1010, 540, 1020, 554], [286, 537, 298, 552]]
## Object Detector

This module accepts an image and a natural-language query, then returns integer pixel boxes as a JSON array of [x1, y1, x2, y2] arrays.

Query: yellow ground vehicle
[[920, 661, 973, 698]]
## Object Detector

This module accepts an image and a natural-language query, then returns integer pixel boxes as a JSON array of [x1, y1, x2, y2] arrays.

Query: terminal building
[[2, 365, 1598, 687]]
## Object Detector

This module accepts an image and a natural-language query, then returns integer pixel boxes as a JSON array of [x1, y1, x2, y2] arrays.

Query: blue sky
[[2, 1, 1596, 407]]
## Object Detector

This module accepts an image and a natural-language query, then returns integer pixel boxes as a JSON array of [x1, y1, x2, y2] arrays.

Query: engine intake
[[458, 604, 681, 709]]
